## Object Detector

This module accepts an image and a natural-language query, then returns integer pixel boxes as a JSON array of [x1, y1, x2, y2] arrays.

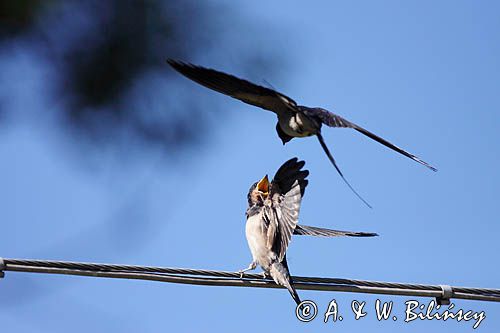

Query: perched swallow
[[240, 157, 377, 307], [167, 59, 437, 207]]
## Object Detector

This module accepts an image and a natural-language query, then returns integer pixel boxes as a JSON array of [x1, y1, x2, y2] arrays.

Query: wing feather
[[294, 224, 378, 237], [265, 158, 309, 261], [303, 108, 437, 171], [167, 59, 296, 114]]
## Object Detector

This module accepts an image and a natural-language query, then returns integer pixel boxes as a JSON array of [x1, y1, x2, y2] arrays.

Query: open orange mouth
[[257, 175, 269, 196]]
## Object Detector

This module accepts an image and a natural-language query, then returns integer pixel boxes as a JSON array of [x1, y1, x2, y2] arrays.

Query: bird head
[[247, 175, 269, 206]]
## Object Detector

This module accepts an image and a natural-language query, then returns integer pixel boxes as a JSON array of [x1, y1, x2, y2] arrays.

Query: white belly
[[279, 113, 317, 137], [245, 213, 274, 270]]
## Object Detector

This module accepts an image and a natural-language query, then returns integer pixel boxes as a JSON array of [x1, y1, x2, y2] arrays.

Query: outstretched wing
[[167, 59, 297, 114], [294, 224, 378, 237], [265, 158, 308, 261], [303, 108, 437, 172], [272, 157, 309, 196]]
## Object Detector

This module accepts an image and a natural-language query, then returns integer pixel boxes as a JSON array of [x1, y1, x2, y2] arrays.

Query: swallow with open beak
[[167, 59, 437, 207], [240, 157, 377, 307]]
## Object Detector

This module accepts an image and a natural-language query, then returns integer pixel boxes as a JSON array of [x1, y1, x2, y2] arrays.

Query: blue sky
[[0, 0, 499, 332]]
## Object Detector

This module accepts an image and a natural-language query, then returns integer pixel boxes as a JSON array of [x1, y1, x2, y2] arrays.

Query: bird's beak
[[257, 175, 269, 197]]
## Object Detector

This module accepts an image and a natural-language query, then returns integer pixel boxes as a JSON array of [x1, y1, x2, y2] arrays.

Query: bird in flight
[[241, 158, 377, 307], [167, 59, 437, 207]]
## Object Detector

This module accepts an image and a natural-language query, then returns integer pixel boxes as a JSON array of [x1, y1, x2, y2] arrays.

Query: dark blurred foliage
[[0, 0, 276, 155], [0, 1, 48, 37]]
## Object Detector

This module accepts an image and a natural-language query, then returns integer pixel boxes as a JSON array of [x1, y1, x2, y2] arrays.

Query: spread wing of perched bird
[[293, 224, 377, 237], [167, 59, 437, 207], [241, 158, 377, 307]]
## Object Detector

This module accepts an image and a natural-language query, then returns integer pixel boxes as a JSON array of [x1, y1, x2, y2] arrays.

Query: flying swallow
[[240, 157, 377, 307], [167, 59, 437, 207]]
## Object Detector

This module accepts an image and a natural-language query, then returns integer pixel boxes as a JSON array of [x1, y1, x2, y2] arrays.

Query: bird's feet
[[237, 261, 257, 278]]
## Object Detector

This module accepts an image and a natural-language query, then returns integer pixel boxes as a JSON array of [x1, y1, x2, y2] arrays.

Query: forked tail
[[270, 261, 301, 307], [316, 133, 372, 208]]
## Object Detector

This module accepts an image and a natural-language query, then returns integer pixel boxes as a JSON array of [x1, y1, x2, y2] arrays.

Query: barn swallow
[[167, 59, 437, 207], [239, 158, 377, 307]]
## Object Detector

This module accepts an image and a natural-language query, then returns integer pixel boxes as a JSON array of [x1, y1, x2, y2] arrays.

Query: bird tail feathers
[[270, 261, 301, 307], [316, 133, 372, 208]]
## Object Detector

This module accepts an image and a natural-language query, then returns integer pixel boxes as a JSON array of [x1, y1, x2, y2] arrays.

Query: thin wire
[[1, 258, 499, 303]]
